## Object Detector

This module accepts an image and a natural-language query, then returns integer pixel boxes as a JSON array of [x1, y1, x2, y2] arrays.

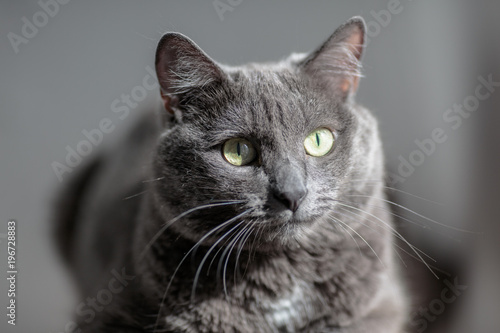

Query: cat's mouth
[[258, 206, 319, 229], [246, 213, 322, 248]]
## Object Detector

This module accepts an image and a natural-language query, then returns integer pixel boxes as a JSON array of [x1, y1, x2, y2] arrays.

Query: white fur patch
[[260, 281, 317, 332]]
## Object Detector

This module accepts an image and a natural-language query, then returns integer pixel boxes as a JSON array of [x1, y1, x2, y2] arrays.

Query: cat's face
[[152, 18, 383, 247]]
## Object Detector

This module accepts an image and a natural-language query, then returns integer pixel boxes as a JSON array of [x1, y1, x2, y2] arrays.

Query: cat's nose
[[274, 187, 307, 212], [272, 162, 307, 212]]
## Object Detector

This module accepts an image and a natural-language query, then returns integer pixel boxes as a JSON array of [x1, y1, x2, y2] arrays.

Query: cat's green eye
[[304, 128, 335, 157], [222, 138, 256, 166]]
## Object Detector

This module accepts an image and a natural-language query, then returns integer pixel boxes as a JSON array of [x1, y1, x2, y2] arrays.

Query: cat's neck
[[132, 192, 392, 328]]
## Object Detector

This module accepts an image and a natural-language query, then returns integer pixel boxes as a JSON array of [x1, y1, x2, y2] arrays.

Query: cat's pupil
[[316, 133, 320, 146], [237, 142, 241, 156]]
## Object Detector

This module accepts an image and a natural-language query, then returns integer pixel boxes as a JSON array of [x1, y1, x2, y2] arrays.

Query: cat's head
[[152, 17, 384, 248]]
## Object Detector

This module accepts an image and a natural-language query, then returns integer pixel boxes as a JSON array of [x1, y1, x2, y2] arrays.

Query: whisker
[[140, 200, 246, 259], [123, 190, 148, 201], [335, 204, 436, 262], [334, 202, 439, 279], [346, 194, 480, 234], [153, 209, 250, 332], [332, 217, 363, 257], [332, 209, 411, 268], [245, 222, 264, 276], [202, 222, 245, 280], [329, 214, 385, 267], [142, 177, 165, 183], [390, 243, 453, 276], [337, 198, 463, 243], [380, 186, 443, 206], [338, 179, 444, 206], [338, 178, 383, 186], [391, 244, 407, 268], [234, 225, 254, 285], [192, 219, 247, 302], [221, 225, 249, 298], [206, 234, 235, 275]]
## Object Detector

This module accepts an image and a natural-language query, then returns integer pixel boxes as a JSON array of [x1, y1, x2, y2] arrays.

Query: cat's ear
[[299, 17, 366, 101], [155, 32, 224, 114]]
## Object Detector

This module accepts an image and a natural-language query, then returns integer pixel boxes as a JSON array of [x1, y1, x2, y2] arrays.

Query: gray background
[[1, 0, 499, 332]]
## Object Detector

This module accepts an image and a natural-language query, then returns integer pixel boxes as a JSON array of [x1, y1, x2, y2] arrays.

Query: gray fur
[[55, 17, 407, 332]]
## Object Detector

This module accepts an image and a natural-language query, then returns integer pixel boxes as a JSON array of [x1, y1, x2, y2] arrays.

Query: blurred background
[[1, 0, 499, 332]]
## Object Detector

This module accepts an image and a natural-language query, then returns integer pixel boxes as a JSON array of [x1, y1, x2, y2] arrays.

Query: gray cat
[[55, 16, 407, 332]]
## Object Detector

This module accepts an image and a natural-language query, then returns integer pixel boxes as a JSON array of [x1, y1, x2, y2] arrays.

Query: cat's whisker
[[331, 216, 363, 257], [334, 202, 439, 279], [338, 178, 384, 184], [204, 220, 257, 275], [380, 185, 443, 206], [391, 244, 408, 268], [389, 243, 455, 276], [246, 222, 264, 275], [337, 197, 463, 243], [346, 194, 480, 234], [140, 200, 246, 259], [153, 209, 250, 332], [331, 209, 410, 267], [328, 214, 385, 268], [334, 193, 431, 230], [200, 216, 254, 273], [337, 178, 444, 206], [336, 201, 416, 248], [335, 208, 437, 269], [142, 177, 165, 183], [333, 203, 441, 264], [270, 218, 290, 242], [337, 208, 438, 264], [192, 219, 248, 302], [234, 225, 254, 285], [123, 190, 148, 201], [206, 233, 237, 275], [326, 198, 403, 241], [335, 203, 419, 254], [209, 222, 247, 280], [221, 225, 250, 298]]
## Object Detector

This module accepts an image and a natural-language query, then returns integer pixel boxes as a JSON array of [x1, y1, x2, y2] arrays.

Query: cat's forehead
[[208, 67, 346, 140]]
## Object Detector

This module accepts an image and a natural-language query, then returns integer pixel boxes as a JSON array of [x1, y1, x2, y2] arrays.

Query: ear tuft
[[301, 17, 366, 100]]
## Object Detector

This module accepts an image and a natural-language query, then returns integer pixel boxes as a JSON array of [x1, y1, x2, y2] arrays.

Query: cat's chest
[[256, 281, 323, 332], [161, 281, 322, 333]]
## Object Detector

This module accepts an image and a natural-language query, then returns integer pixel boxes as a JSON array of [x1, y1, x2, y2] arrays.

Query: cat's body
[[55, 17, 407, 332]]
